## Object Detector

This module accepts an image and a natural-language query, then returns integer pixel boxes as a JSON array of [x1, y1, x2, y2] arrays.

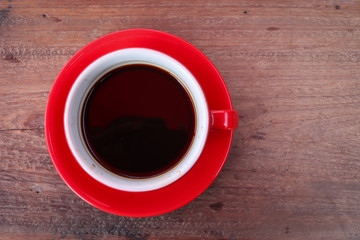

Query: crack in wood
[[0, 127, 44, 132]]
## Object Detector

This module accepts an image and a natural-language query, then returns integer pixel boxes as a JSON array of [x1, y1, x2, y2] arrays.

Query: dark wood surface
[[1, 0, 360, 239]]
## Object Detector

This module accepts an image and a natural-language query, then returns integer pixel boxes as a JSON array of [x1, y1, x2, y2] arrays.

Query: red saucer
[[45, 29, 234, 217]]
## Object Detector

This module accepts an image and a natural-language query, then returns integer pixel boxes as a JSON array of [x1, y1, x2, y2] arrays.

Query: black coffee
[[81, 64, 195, 178]]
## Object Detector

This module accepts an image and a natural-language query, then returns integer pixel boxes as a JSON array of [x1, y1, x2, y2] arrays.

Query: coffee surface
[[81, 64, 195, 178]]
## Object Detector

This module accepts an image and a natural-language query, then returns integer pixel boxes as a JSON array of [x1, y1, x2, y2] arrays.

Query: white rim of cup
[[64, 48, 209, 192]]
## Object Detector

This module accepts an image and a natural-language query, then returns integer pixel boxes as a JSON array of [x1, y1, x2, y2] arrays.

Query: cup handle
[[210, 110, 239, 130]]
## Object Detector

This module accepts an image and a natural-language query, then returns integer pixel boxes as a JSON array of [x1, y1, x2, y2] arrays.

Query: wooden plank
[[2, 130, 360, 239]]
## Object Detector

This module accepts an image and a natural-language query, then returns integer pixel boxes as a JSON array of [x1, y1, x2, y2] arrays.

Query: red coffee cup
[[45, 29, 238, 217]]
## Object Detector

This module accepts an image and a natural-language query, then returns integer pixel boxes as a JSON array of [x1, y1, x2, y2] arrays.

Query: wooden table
[[1, 0, 360, 239]]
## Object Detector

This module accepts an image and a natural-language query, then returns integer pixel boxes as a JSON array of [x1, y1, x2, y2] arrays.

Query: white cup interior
[[64, 48, 209, 192]]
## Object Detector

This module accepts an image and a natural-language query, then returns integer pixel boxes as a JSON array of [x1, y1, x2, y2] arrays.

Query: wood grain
[[1, 0, 360, 239]]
